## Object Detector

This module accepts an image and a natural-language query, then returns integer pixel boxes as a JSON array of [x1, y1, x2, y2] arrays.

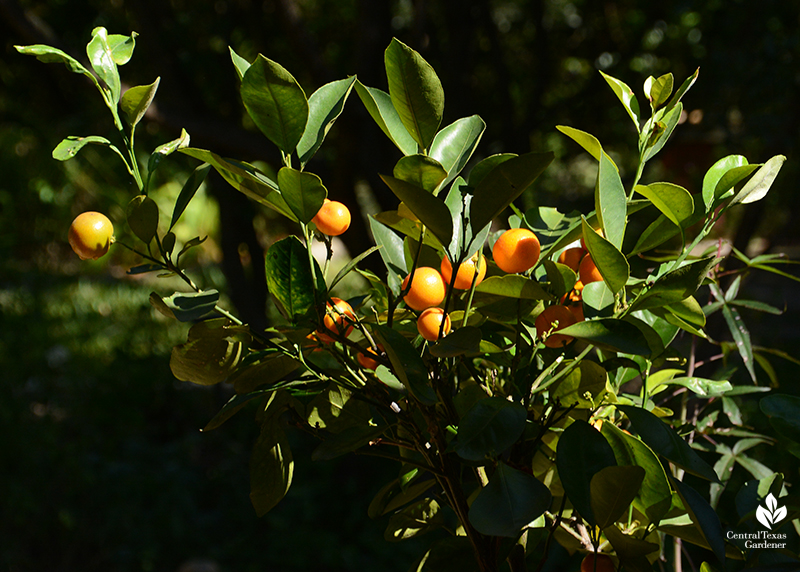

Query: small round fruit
[[68, 211, 114, 260], [312, 198, 351, 236], [580, 553, 615, 572], [357, 345, 384, 370], [558, 247, 586, 272], [579, 254, 603, 285], [492, 228, 541, 274], [316, 297, 356, 343], [402, 267, 446, 311], [417, 307, 451, 341], [535, 305, 578, 348], [441, 253, 487, 290]]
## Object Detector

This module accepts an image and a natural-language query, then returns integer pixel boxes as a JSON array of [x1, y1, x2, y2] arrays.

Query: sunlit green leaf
[[264, 236, 325, 321], [393, 154, 447, 194], [354, 81, 417, 155], [120, 77, 160, 129], [595, 151, 627, 249], [297, 75, 357, 166], [277, 167, 327, 224], [52, 135, 114, 161], [599, 71, 640, 131], [430, 115, 485, 188]]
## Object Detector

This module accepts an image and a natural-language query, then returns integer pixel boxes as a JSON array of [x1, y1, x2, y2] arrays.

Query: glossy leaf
[[635, 182, 694, 230], [384, 38, 444, 152], [277, 167, 327, 224], [250, 408, 293, 516], [149, 128, 190, 178], [354, 81, 417, 155], [380, 175, 452, 247], [106, 32, 136, 65], [373, 325, 437, 405], [595, 151, 627, 249], [393, 154, 448, 194], [455, 397, 527, 461], [161, 290, 219, 323], [591, 465, 646, 529], [551, 359, 608, 408], [264, 236, 325, 321], [170, 163, 211, 230], [644, 103, 682, 162], [429, 326, 482, 358], [474, 275, 552, 300], [672, 478, 727, 566], [229, 46, 251, 80], [469, 462, 552, 538], [719, 295, 756, 382], [629, 257, 717, 312], [307, 384, 371, 433], [665, 67, 699, 111], [241, 55, 309, 154], [630, 195, 706, 256], [120, 77, 160, 128], [556, 419, 617, 527], [645, 73, 673, 110], [369, 216, 407, 294], [170, 319, 244, 385], [702, 155, 748, 211], [652, 377, 732, 398], [618, 405, 719, 482], [542, 260, 577, 298], [52, 135, 114, 161], [581, 280, 615, 318], [469, 151, 554, 234], [713, 164, 760, 203], [430, 115, 486, 188], [581, 218, 629, 295], [385, 498, 444, 542], [556, 126, 616, 170], [297, 75, 357, 166], [466, 153, 516, 188], [15, 44, 99, 87], [329, 246, 381, 290], [127, 195, 159, 245], [600, 71, 640, 131], [729, 155, 786, 206], [86, 27, 121, 103]]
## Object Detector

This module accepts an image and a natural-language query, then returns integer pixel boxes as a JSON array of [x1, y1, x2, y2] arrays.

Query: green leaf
[[599, 71, 640, 131], [618, 405, 719, 482], [368, 216, 407, 294], [604, 526, 660, 565], [170, 163, 211, 230], [430, 115, 486, 188], [581, 281, 615, 318], [581, 218, 630, 295], [652, 377, 732, 398], [760, 394, 800, 444], [229, 46, 251, 80], [645, 73, 674, 110], [714, 164, 761, 204], [643, 102, 683, 162], [52, 135, 114, 161], [630, 195, 706, 256], [551, 359, 608, 408], [665, 68, 699, 111], [634, 183, 694, 230], [86, 27, 121, 104], [717, 290, 756, 382], [474, 275, 552, 300], [203, 390, 269, 432], [373, 325, 437, 405], [307, 384, 371, 433], [170, 318, 244, 384], [385, 498, 444, 542], [380, 175, 452, 247], [595, 151, 627, 249], [384, 38, 444, 152], [277, 167, 327, 224], [455, 397, 527, 461], [467, 153, 516, 188], [230, 353, 301, 394], [311, 424, 388, 461], [329, 246, 381, 291], [469, 462, 552, 538], [629, 257, 717, 312], [556, 420, 617, 527], [106, 32, 137, 65], [601, 423, 673, 524], [429, 326, 482, 358], [264, 236, 325, 321], [354, 81, 417, 155], [161, 290, 220, 323], [469, 151, 554, 234], [297, 76, 357, 167], [149, 128, 190, 177], [542, 260, 577, 298], [729, 155, 786, 206], [556, 126, 617, 170], [702, 155, 748, 211], [180, 147, 295, 220], [120, 77, 160, 129], [250, 405, 293, 516], [127, 195, 160, 245], [369, 477, 437, 518], [672, 478, 727, 566], [15, 44, 99, 87], [241, 55, 309, 154], [393, 155, 448, 194], [591, 465, 646, 529]]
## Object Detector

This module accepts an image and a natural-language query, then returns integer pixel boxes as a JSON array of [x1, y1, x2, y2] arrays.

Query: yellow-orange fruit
[[441, 253, 487, 290], [535, 305, 578, 348], [402, 267, 446, 311], [357, 345, 384, 370], [417, 307, 451, 341], [312, 198, 351, 236], [316, 297, 356, 343], [558, 247, 586, 272], [579, 255, 603, 285], [68, 211, 114, 260], [492, 228, 541, 274]]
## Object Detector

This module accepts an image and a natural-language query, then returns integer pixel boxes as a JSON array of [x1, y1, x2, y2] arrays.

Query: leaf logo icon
[[756, 493, 788, 529]]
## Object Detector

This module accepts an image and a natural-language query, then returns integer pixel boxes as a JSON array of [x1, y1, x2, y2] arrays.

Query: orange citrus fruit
[[357, 345, 384, 370], [68, 211, 114, 260], [401, 267, 446, 311], [492, 228, 541, 274], [558, 247, 586, 272], [535, 305, 578, 348], [312, 198, 351, 236], [440, 253, 487, 290], [417, 307, 451, 341], [579, 254, 603, 285], [580, 553, 615, 572], [316, 297, 356, 343]]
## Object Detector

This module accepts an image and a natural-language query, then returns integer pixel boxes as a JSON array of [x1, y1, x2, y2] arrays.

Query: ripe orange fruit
[[417, 307, 451, 341], [535, 305, 578, 348], [558, 247, 586, 272], [401, 267, 446, 311], [312, 198, 351, 236], [492, 228, 541, 274], [68, 211, 114, 260], [579, 254, 603, 285], [440, 253, 487, 290], [316, 297, 356, 343], [357, 345, 384, 370], [580, 553, 615, 572], [580, 227, 605, 251]]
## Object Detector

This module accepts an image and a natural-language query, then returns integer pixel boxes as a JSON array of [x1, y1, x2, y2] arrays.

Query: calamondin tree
[[17, 27, 800, 572]]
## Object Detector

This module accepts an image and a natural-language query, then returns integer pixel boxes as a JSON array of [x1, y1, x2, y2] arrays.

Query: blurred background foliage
[[2, 0, 800, 570]]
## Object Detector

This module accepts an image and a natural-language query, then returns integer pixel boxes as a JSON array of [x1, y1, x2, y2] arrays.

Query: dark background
[[2, 1, 800, 570]]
